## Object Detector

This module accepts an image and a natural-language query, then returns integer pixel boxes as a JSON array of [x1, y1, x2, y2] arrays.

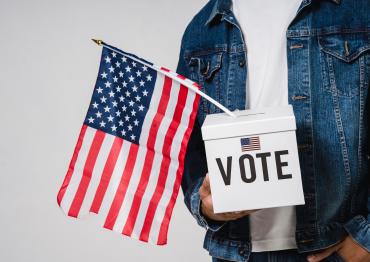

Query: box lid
[[201, 105, 296, 141]]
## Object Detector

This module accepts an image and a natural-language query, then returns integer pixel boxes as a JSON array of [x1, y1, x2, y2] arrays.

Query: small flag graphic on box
[[240, 137, 261, 151]]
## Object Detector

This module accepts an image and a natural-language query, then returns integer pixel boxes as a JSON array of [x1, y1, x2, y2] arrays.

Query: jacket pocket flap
[[188, 52, 223, 80], [318, 32, 370, 62]]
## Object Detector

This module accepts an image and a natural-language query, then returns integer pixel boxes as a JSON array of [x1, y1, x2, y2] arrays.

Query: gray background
[[0, 0, 211, 261]]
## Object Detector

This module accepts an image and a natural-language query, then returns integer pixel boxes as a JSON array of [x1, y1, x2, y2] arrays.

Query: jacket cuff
[[188, 177, 227, 232], [343, 215, 370, 253]]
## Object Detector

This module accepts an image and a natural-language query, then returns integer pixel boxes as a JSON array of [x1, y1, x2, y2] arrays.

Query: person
[[176, 0, 370, 261]]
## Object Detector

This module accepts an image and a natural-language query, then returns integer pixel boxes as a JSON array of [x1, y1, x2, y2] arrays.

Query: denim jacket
[[176, 0, 370, 261]]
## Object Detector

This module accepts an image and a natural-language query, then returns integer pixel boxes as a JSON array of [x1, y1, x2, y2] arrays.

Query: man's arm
[[176, 42, 227, 231]]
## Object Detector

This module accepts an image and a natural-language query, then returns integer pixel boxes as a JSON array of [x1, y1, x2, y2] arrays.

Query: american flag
[[57, 43, 200, 245], [240, 137, 261, 151]]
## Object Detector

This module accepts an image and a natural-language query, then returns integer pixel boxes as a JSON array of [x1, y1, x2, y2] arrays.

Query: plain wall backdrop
[[0, 0, 211, 261]]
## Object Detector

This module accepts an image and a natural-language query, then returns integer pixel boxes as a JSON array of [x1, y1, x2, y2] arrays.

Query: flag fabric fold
[[57, 43, 200, 245]]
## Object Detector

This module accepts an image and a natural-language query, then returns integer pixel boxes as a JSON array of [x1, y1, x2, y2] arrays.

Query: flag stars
[[139, 80, 145, 87], [101, 72, 107, 78], [142, 65, 148, 71], [128, 124, 133, 131], [100, 121, 106, 127], [131, 109, 136, 116], [119, 71, 124, 77], [104, 106, 111, 112], [125, 65, 131, 72], [96, 87, 103, 93], [122, 81, 128, 88], [119, 96, 125, 102], [113, 76, 118, 82], [121, 129, 126, 136], [118, 120, 124, 126], [130, 134, 136, 141], [112, 101, 118, 107], [121, 56, 127, 63], [92, 102, 99, 108], [104, 56, 111, 63], [142, 90, 148, 96], [104, 81, 111, 88], [131, 61, 137, 67], [111, 125, 117, 132], [109, 66, 115, 73], [135, 95, 141, 102], [128, 75, 134, 82], [132, 85, 138, 92], [109, 90, 115, 97], [116, 86, 121, 92], [107, 115, 114, 122], [96, 111, 102, 118], [125, 90, 131, 97], [100, 96, 107, 103], [115, 61, 121, 68], [133, 119, 139, 126], [88, 117, 95, 123], [129, 100, 135, 107], [136, 70, 142, 77], [115, 110, 121, 117], [111, 52, 117, 58], [146, 75, 152, 81], [125, 115, 130, 121], [122, 105, 127, 112], [138, 105, 144, 111]]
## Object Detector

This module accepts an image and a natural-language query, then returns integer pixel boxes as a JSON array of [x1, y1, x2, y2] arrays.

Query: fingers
[[307, 243, 342, 262]]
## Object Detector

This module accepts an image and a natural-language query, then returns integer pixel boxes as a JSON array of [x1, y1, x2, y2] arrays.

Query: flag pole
[[91, 39, 236, 118]]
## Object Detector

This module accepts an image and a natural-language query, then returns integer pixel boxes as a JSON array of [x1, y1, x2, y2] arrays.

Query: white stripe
[[112, 73, 165, 233], [60, 127, 96, 214], [150, 90, 196, 243], [77, 132, 115, 218], [97, 140, 131, 226], [131, 80, 180, 239]]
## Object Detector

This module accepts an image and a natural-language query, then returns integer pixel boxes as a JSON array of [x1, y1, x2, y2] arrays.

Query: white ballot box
[[201, 105, 305, 213]]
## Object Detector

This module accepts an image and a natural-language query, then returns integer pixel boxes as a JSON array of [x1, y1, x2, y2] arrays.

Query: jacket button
[[239, 60, 245, 67]]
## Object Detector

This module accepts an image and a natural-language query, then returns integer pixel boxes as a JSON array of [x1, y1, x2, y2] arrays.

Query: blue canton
[[84, 47, 157, 144]]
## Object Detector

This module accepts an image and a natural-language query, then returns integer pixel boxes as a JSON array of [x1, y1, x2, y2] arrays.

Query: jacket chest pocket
[[318, 32, 370, 98], [186, 51, 224, 124]]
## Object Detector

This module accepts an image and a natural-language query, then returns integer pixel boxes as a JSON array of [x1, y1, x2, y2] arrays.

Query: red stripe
[[160, 67, 170, 72], [139, 84, 189, 242], [103, 142, 139, 230], [157, 92, 200, 245], [176, 74, 186, 80], [57, 124, 88, 206], [90, 137, 123, 214], [122, 76, 173, 236], [68, 129, 106, 217]]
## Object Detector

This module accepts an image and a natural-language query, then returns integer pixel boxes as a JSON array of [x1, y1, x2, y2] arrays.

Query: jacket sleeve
[[343, 83, 370, 252], [176, 39, 226, 232]]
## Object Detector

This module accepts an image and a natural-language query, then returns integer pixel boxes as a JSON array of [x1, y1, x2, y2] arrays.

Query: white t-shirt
[[232, 0, 302, 252]]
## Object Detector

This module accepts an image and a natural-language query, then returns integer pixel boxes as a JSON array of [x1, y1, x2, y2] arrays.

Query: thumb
[[307, 244, 340, 262], [202, 173, 211, 192], [199, 174, 211, 199]]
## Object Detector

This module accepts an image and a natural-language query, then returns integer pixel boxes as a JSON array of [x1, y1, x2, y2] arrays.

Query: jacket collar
[[205, 0, 341, 26]]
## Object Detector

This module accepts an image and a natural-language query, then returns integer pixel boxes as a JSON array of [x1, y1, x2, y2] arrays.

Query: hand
[[198, 173, 258, 221], [307, 235, 370, 262]]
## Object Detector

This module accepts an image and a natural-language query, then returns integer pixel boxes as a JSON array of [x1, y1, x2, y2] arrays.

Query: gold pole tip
[[91, 39, 103, 46]]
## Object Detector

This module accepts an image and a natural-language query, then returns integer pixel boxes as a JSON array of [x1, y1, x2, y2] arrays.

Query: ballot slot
[[201, 105, 305, 213]]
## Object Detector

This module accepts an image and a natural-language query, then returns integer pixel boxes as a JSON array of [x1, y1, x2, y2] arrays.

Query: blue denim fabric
[[211, 249, 345, 262], [176, 0, 370, 261]]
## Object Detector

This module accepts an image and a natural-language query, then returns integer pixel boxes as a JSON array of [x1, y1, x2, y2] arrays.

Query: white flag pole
[[92, 39, 236, 118]]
